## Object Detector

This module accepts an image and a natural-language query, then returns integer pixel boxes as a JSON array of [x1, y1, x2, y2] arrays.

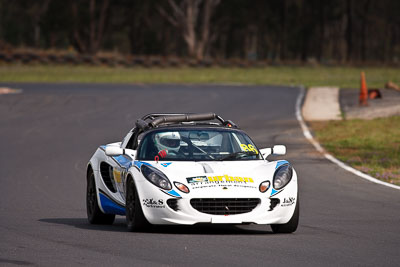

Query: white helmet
[[154, 131, 181, 153]]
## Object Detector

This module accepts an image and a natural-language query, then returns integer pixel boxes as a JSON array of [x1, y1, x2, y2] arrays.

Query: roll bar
[[129, 113, 237, 149], [135, 113, 233, 130]]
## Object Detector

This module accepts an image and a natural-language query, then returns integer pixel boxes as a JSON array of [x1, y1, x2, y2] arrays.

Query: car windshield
[[137, 128, 262, 161]]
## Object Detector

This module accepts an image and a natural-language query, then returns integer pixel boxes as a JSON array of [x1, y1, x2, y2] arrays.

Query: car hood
[[143, 160, 283, 195]]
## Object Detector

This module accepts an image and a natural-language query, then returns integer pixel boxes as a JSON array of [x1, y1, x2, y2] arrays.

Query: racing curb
[[0, 87, 22, 94], [296, 86, 400, 191]]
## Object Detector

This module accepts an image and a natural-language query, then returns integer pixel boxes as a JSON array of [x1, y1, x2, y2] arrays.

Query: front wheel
[[86, 172, 115, 225], [271, 194, 299, 234], [126, 178, 150, 232]]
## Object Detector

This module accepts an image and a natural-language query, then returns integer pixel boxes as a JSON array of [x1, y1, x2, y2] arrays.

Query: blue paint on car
[[161, 163, 172, 167], [134, 161, 152, 169], [113, 155, 131, 169], [270, 188, 279, 196], [166, 189, 181, 198], [275, 160, 289, 169], [99, 193, 126, 215]]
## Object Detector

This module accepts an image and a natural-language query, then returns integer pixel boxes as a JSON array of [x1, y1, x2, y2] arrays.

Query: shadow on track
[[39, 218, 127, 232], [39, 218, 275, 235], [0, 258, 34, 266]]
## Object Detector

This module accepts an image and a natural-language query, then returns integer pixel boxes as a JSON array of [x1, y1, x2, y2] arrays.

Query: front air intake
[[167, 199, 179, 211], [190, 198, 260, 215]]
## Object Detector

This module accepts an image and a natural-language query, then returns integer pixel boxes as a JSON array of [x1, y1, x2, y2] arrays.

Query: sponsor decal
[[191, 184, 217, 190], [190, 184, 257, 190], [155, 149, 168, 162], [113, 169, 122, 183], [160, 162, 172, 167], [187, 176, 209, 183], [187, 175, 257, 190], [231, 184, 256, 189], [208, 175, 254, 183], [142, 198, 165, 208], [281, 197, 296, 207], [187, 175, 254, 184]]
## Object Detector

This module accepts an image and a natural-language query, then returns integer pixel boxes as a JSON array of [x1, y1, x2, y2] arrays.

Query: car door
[[106, 152, 134, 201]]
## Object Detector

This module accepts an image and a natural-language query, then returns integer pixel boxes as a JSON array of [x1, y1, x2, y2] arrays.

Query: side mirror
[[105, 146, 124, 156], [272, 145, 286, 155], [259, 145, 286, 159]]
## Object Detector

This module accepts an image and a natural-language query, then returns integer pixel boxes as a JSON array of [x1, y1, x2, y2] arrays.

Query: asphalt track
[[0, 83, 399, 266]]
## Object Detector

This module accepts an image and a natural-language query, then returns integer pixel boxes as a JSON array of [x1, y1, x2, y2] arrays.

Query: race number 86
[[240, 144, 259, 154]]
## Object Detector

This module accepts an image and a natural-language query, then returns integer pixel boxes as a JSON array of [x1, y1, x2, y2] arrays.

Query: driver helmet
[[154, 131, 181, 153]]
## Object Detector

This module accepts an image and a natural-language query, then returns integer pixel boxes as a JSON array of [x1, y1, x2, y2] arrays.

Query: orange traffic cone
[[359, 72, 368, 106]]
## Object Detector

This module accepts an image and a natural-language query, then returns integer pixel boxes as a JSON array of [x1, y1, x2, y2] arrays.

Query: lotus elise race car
[[86, 113, 299, 233]]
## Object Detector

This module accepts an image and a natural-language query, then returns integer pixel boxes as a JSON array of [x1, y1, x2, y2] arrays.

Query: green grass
[[311, 117, 400, 185], [0, 64, 399, 88]]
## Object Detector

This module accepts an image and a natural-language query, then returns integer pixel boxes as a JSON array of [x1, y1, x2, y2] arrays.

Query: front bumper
[[136, 176, 298, 225]]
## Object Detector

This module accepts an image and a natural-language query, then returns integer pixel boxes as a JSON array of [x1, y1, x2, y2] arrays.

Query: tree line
[[0, 0, 399, 63]]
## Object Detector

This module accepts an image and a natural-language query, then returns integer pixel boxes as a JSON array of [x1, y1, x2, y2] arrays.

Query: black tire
[[271, 194, 299, 234], [86, 171, 115, 225], [126, 178, 150, 232]]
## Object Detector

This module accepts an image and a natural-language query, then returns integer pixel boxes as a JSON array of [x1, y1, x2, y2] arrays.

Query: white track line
[[296, 86, 400, 191]]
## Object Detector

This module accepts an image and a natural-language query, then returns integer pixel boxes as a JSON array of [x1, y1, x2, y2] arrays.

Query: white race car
[[86, 113, 299, 233]]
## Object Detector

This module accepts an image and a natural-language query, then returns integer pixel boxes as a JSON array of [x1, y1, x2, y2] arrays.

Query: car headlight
[[141, 164, 172, 190], [273, 164, 293, 190]]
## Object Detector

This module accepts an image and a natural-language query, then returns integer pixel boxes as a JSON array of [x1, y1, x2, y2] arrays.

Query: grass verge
[[311, 117, 400, 186], [0, 65, 399, 88]]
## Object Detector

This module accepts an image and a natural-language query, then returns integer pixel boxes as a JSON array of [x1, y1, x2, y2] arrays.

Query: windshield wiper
[[181, 136, 214, 159], [192, 143, 215, 159], [219, 151, 257, 161]]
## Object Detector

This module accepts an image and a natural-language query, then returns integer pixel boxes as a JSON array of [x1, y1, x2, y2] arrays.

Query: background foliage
[[0, 0, 399, 63]]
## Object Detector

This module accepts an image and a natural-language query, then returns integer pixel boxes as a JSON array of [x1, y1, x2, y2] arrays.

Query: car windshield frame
[[136, 126, 263, 161]]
